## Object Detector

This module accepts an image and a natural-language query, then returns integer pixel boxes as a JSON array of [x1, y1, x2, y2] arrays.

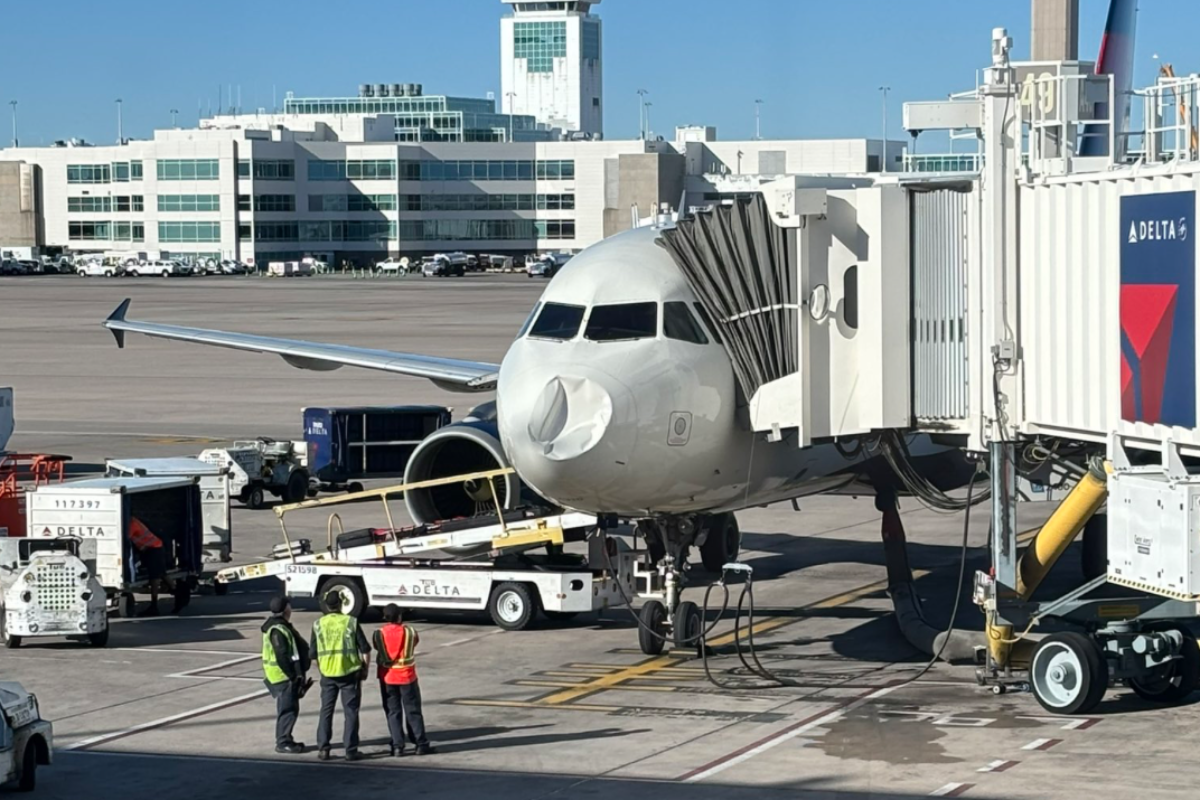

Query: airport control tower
[[500, 0, 603, 137]]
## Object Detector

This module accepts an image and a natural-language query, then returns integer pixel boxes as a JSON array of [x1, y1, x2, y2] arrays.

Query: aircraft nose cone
[[526, 375, 613, 461]]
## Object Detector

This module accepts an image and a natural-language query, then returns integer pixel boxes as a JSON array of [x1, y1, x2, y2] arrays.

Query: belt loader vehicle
[[1, 538, 107, 648], [216, 469, 645, 632]]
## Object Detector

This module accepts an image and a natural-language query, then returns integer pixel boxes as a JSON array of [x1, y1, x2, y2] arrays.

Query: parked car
[[421, 255, 465, 277], [218, 259, 247, 275], [375, 257, 410, 274], [127, 259, 189, 278], [0, 260, 26, 276], [17, 260, 41, 274], [77, 261, 123, 277], [0, 682, 53, 791]]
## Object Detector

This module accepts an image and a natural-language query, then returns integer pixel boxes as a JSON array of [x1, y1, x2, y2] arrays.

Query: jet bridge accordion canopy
[[657, 194, 798, 402]]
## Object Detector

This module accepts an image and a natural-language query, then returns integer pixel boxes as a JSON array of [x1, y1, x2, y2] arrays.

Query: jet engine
[[402, 403, 549, 525]]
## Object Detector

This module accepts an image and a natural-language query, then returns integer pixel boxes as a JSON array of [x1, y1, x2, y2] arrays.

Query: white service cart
[[0, 537, 107, 648]]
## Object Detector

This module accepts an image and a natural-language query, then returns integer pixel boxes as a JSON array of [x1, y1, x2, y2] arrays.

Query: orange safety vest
[[129, 518, 163, 550], [376, 623, 418, 685]]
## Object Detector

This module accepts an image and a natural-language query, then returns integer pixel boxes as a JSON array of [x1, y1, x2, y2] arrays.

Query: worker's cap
[[383, 603, 402, 622], [269, 596, 290, 614], [323, 590, 345, 611]]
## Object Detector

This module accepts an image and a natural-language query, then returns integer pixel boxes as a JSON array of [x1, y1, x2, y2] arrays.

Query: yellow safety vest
[[313, 613, 363, 678], [262, 624, 297, 685]]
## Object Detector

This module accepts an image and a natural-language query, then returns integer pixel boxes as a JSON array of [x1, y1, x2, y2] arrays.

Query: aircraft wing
[[103, 299, 499, 392]]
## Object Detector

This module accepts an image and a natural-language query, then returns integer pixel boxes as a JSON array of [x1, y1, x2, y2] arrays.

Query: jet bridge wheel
[[638, 600, 667, 656], [1030, 632, 1109, 715], [1128, 625, 1200, 704]]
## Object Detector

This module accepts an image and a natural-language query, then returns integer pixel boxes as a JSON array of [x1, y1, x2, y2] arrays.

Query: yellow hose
[[1016, 461, 1108, 600]]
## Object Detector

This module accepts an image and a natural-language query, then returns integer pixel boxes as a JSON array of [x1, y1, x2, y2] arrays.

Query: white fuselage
[[496, 227, 855, 518]]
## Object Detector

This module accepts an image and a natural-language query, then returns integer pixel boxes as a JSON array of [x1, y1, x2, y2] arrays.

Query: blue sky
[[3, 0, 1197, 146]]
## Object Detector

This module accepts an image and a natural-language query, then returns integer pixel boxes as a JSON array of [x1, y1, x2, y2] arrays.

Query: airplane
[[103, 221, 962, 629]]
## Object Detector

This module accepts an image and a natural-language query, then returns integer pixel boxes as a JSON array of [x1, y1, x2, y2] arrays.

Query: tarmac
[[2, 273, 1197, 799]]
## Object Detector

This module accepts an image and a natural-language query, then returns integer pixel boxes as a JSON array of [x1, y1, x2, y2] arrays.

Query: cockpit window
[[529, 302, 585, 340], [692, 302, 723, 344], [517, 302, 541, 338], [663, 302, 709, 344], [585, 302, 658, 342]]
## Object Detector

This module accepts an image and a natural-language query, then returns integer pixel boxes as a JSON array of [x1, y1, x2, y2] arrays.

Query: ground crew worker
[[373, 604, 435, 756], [262, 596, 311, 754], [129, 517, 184, 617], [310, 589, 371, 761]]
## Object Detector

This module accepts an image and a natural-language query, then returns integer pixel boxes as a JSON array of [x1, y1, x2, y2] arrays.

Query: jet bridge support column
[[876, 487, 976, 663]]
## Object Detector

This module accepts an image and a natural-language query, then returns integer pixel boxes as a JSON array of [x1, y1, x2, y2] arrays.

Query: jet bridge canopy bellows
[[657, 194, 797, 400]]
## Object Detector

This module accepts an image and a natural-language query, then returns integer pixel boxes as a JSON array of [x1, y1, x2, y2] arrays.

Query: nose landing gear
[[633, 514, 736, 655]]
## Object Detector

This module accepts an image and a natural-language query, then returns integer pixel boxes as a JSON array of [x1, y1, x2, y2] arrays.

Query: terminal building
[[0, 122, 904, 266]]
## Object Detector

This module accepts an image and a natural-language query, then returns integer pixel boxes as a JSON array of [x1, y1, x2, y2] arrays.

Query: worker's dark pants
[[316, 675, 361, 753], [379, 680, 429, 748], [266, 680, 300, 747]]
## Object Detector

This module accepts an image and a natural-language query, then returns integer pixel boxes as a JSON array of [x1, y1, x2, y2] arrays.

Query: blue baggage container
[[303, 405, 451, 486]]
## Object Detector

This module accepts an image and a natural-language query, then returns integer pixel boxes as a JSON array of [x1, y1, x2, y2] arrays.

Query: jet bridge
[[661, 25, 1200, 713]]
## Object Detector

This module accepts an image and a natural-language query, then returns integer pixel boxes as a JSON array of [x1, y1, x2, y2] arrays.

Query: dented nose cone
[[527, 375, 613, 461]]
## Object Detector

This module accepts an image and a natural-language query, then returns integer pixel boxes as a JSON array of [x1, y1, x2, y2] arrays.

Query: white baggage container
[[105, 458, 232, 565]]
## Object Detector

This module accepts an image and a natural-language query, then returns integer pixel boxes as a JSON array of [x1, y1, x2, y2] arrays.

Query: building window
[[158, 194, 220, 212], [397, 219, 550, 241], [255, 222, 299, 241], [158, 221, 222, 243], [255, 194, 296, 212], [536, 160, 575, 180], [238, 195, 251, 212], [113, 162, 130, 182], [396, 160, 567, 182], [307, 159, 397, 181], [534, 220, 576, 239], [113, 222, 132, 241], [582, 19, 601, 60], [514, 20, 566, 72], [156, 159, 220, 181], [237, 160, 251, 178], [68, 221, 111, 240], [253, 160, 295, 180], [67, 164, 111, 184], [238, 224, 252, 240], [68, 196, 111, 213]]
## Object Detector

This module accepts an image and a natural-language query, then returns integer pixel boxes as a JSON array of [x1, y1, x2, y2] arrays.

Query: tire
[[2, 615, 20, 649], [1081, 513, 1107, 582], [700, 513, 741, 573], [347, 482, 364, 495], [673, 600, 702, 649], [116, 592, 137, 618], [104, 270, 114, 278], [284, 469, 309, 504], [161, 271, 170, 278], [1030, 632, 1109, 714], [17, 742, 36, 791], [321, 577, 367, 618], [88, 627, 110, 647], [1129, 625, 1200, 704], [246, 485, 266, 510], [638, 600, 667, 656], [488, 582, 536, 631]]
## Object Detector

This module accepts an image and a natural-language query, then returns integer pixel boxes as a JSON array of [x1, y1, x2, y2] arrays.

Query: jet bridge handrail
[[273, 467, 516, 563]]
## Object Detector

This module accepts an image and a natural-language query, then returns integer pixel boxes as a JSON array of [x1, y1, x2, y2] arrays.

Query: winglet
[[105, 299, 132, 348]]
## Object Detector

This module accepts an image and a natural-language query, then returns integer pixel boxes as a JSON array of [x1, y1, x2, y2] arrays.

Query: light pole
[[8, 101, 16, 148], [170, 108, 179, 128], [116, 98, 124, 144], [505, 92, 516, 142], [637, 89, 648, 139], [644, 101, 652, 140], [878, 86, 890, 172], [754, 99, 763, 140]]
